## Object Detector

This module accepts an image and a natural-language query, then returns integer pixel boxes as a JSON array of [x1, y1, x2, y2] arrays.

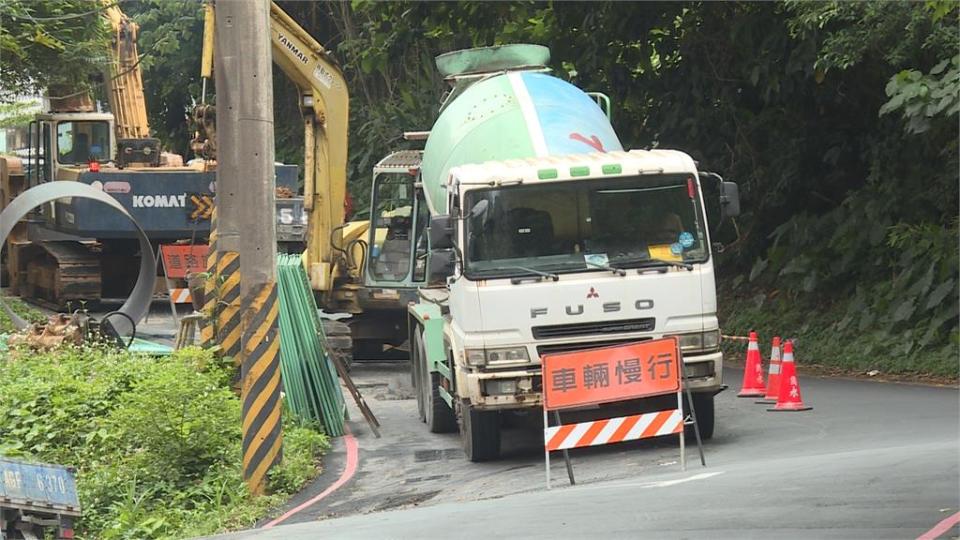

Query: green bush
[[720, 285, 959, 379], [0, 345, 329, 539]]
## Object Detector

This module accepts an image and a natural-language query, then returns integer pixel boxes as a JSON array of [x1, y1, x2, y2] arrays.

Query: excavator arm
[[102, 1, 151, 140], [266, 3, 350, 292], [199, 2, 351, 294]]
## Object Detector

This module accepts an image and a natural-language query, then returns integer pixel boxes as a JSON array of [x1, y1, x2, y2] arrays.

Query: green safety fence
[[276, 253, 346, 436]]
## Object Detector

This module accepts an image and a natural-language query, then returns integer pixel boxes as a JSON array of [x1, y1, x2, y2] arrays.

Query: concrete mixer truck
[[364, 45, 741, 461]]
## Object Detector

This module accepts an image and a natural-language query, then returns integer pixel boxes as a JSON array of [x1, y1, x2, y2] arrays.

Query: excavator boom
[[267, 3, 350, 292], [102, 2, 151, 140]]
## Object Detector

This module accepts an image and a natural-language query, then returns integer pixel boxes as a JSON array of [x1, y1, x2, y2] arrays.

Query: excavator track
[[19, 241, 101, 310]]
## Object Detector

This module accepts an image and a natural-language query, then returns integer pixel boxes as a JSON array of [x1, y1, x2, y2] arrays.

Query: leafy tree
[[8, 1, 953, 371], [0, 99, 40, 128], [0, 0, 109, 101], [122, 0, 206, 157]]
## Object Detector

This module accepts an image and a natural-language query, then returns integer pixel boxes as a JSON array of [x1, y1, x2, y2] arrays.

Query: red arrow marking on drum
[[570, 133, 605, 152]]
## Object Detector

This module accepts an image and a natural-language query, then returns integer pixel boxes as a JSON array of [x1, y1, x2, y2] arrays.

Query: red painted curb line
[[917, 511, 960, 540], [263, 424, 359, 529]]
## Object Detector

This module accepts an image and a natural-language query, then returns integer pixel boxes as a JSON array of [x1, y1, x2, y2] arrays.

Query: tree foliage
[[9, 1, 954, 372], [122, 0, 206, 157], [0, 0, 109, 101], [283, 0, 958, 370]]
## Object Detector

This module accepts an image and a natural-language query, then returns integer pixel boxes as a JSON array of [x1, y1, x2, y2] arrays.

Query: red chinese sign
[[160, 244, 209, 279], [542, 337, 681, 411]]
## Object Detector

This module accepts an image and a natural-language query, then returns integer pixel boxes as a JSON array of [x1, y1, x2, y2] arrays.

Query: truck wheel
[[417, 332, 457, 433], [461, 405, 501, 462], [685, 393, 715, 440]]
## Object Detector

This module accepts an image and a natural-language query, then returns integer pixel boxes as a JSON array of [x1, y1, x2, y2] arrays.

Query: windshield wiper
[[585, 260, 627, 276], [481, 265, 559, 283], [634, 258, 694, 271], [609, 256, 694, 271]]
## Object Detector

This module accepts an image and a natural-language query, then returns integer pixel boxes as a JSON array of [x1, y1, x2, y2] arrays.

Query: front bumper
[[464, 350, 723, 410]]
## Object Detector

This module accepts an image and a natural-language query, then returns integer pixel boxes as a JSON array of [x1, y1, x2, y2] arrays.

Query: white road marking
[[573, 471, 725, 492], [644, 471, 724, 488]]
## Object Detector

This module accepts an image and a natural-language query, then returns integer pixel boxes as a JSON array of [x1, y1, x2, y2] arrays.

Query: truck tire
[[685, 392, 715, 440], [417, 331, 457, 433], [461, 405, 501, 462]]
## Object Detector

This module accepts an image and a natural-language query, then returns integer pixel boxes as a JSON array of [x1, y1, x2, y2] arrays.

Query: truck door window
[[369, 173, 414, 282], [56, 121, 110, 164]]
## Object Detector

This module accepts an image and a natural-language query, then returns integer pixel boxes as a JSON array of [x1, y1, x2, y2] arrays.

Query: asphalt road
[[207, 362, 959, 539]]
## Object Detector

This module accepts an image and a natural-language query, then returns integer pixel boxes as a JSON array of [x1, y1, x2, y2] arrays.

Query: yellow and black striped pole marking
[[200, 206, 219, 348], [215, 251, 242, 360], [240, 281, 282, 495]]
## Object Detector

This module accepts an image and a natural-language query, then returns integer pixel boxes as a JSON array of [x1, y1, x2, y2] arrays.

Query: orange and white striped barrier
[[169, 288, 193, 304], [157, 244, 209, 326], [544, 409, 683, 452]]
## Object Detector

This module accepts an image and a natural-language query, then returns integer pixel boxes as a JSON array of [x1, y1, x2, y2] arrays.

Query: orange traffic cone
[[768, 340, 812, 411], [737, 331, 766, 397], [756, 336, 782, 404]]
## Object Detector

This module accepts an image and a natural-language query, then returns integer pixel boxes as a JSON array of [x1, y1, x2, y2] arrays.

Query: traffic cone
[[737, 331, 766, 397], [768, 340, 812, 411], [756, 336, 782, 404]]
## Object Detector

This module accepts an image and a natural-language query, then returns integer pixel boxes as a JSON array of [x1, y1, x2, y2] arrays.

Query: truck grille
[[532, 317, 655, 340], [536, 337, 651, 357]]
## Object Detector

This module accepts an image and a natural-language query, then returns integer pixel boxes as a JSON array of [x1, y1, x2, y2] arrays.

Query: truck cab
[[408, 150, 739, 461]]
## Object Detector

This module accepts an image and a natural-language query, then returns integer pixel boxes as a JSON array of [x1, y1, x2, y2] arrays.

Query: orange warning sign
[[160, 244, 209, 279], [542, 337, 681, 411]]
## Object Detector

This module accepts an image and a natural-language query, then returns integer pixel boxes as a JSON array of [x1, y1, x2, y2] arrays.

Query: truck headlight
[[702, 329, 720, 350], [485, 347, 529, 364], [674, 330, 721, 353], [465, 349, 486, 366], [678, 333, 703, 351], [464, 347, 530, 366]]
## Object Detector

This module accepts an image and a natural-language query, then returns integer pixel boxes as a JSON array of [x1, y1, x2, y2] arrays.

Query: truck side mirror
[[429, 214, 456, 250], [427, 249, 456, 285], [720, 181, 740, 219]]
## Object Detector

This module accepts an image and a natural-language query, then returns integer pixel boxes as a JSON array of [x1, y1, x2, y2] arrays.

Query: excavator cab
[[27, 113, 116, 186], [366, 150, 428, 288]]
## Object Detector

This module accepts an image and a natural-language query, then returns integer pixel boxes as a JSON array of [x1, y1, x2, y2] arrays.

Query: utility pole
[[212, 0, 282, 496]]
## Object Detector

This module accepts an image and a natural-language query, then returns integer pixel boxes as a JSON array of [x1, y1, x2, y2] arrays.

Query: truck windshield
[[463, 174, 709, 279], [56, 121, 110, 164]]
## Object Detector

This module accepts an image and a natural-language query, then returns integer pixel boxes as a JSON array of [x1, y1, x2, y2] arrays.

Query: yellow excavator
[[198, 2, 411, 359]]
